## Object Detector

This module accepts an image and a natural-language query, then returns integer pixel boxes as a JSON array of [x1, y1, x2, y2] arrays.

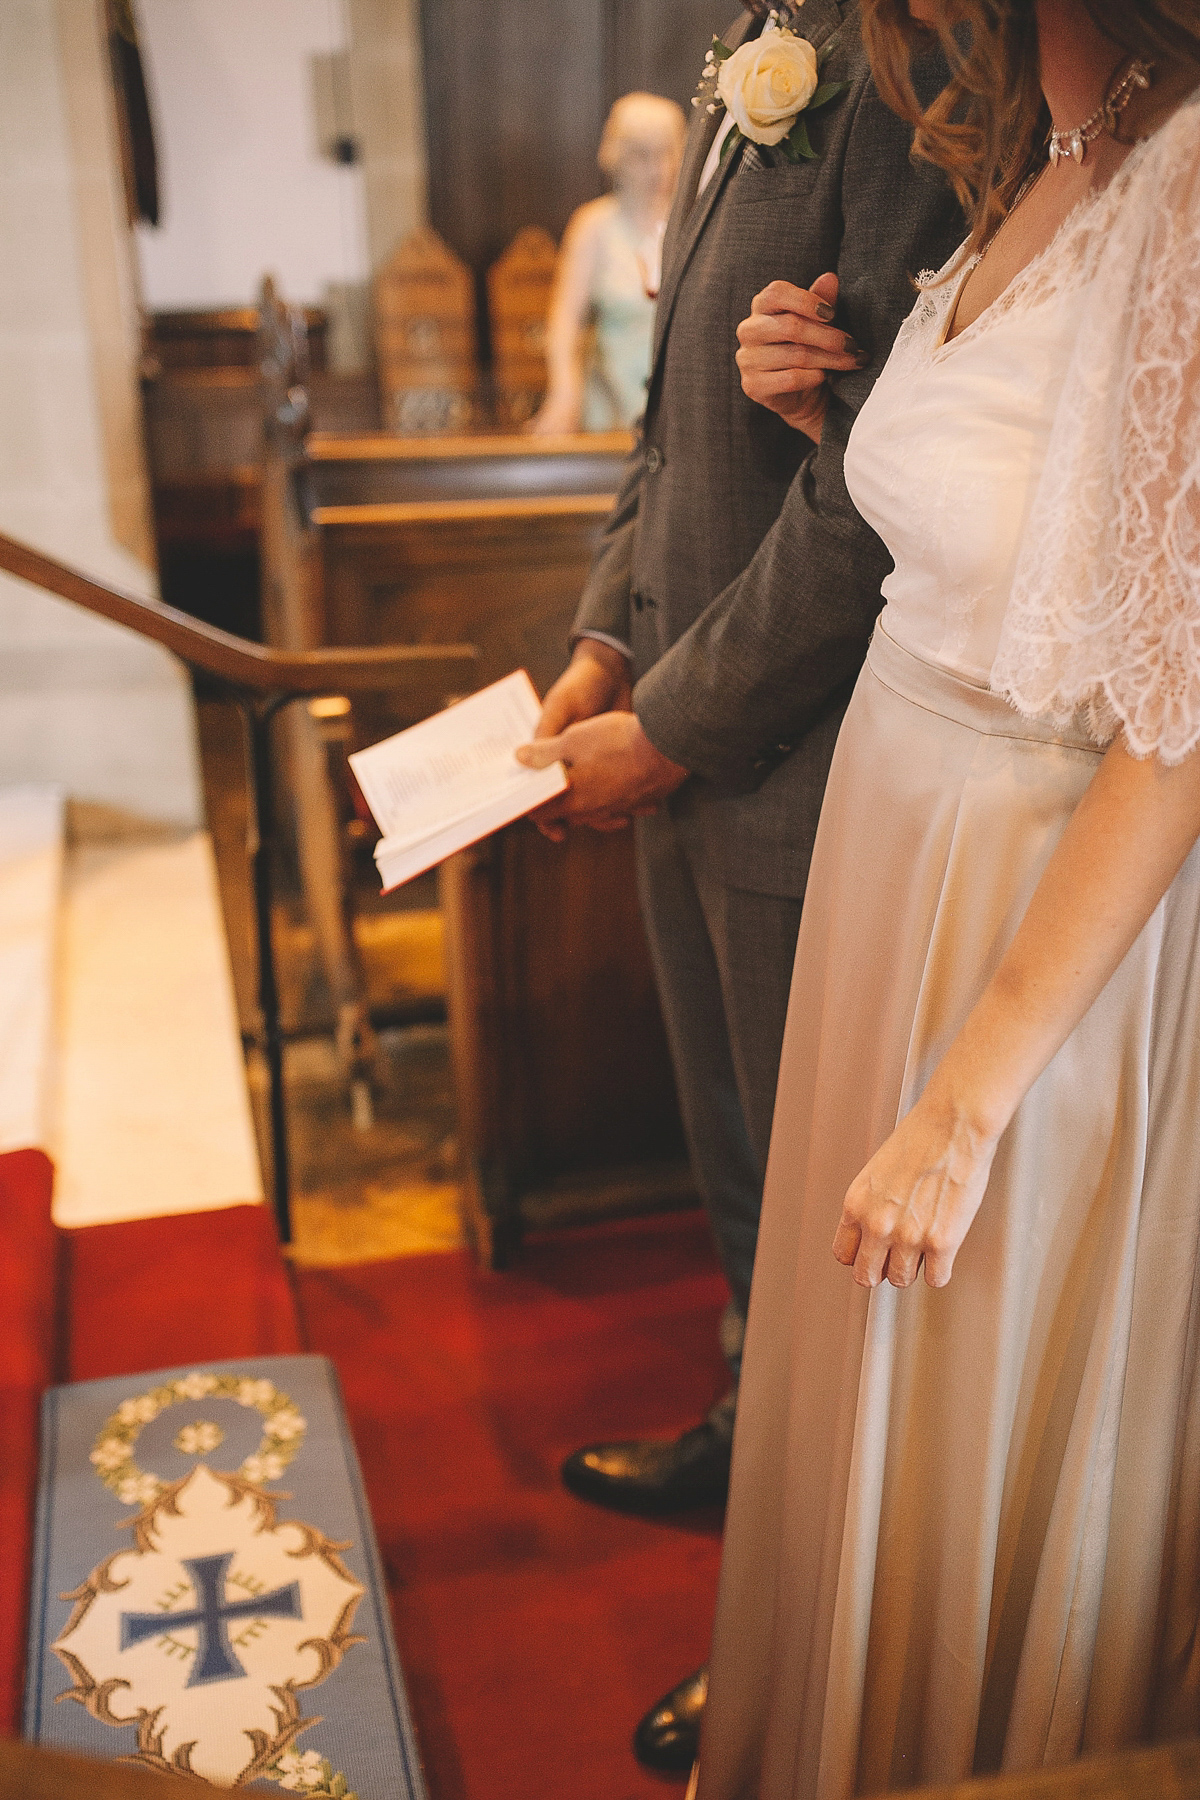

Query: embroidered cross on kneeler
[[120, 1551, 302, 1687]]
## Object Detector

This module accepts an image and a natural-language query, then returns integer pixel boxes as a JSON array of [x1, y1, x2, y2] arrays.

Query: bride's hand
[[735, 272, 868, 443], [832, 1089, 1001, 1290]]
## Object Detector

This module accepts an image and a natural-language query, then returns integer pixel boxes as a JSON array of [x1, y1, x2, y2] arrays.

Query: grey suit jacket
[[572, 1, 963, 897]]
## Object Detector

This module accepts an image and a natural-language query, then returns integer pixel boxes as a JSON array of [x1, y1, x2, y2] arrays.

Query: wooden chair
[[373, 228, 480, 435], [487, 226, 558, 429]]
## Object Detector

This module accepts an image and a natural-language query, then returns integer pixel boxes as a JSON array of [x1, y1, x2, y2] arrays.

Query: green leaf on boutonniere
[[719, 127, 739, 163], [785, 117, 817, 161], [817, 33, 841, 67], [710, 36, 734, 60], [808, 80, 850, 111]]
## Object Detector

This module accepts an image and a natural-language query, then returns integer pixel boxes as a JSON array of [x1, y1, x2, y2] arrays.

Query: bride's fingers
[[749, 277, 839, 323], [741, 369, 827, 405], [736, 316, 863, 360], [736, 343, 862, 379], [852, 1227, 891, 1288], [922, 1240, 957, 1288], [832, 1215, 861, 1266], [749, 278, 816, 315], [885, 1242, 921, 1287]]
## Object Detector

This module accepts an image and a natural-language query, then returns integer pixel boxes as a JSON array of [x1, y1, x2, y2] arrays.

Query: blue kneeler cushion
[[24, 1356, 426, 1800]]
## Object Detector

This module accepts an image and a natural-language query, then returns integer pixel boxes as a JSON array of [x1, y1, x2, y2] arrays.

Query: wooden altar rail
[[302, 429, 634, 460], [0, 531, 475, 705], [3, 1735, 1199, 1800], [0, 529, 478, 1244]]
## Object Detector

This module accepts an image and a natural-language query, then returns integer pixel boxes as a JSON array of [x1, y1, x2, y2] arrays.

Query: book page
[[349, 670, 566, 856]]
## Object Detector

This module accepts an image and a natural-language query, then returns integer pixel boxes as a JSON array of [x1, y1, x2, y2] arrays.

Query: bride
[[699, 1, 1200, 1795]]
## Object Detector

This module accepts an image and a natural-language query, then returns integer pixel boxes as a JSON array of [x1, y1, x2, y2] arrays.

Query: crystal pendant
[[1070, 129, 1085, 163]]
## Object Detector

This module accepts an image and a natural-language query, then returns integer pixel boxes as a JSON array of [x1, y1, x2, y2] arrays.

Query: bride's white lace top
[[844, 90, 1200, 763]]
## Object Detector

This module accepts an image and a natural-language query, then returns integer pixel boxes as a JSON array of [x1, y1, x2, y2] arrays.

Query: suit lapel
[[648, 0, 846, 375], [651, 12, 755, 359]]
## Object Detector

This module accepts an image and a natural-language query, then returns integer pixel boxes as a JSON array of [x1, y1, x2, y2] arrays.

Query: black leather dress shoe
[[634, 1665, 708, 1772], [561, 1421, 731, 1514]]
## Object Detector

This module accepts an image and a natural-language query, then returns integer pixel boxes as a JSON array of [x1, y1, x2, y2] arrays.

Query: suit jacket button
[[645, 446, 665, 473]]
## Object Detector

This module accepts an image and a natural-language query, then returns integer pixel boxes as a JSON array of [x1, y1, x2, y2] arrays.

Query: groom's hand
[[517, 712, 688, 843], [736, 272, 867, 443], [537, 637, 633, 737]]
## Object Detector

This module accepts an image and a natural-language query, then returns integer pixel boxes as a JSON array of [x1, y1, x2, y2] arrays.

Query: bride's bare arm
[[834, 734, 1200, 1289]]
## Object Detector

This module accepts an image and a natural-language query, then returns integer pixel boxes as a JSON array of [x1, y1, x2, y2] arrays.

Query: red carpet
[[0, 1149, 58, 1735], [64, 1203, 301, 1382], [295, 1210, 729, 1800]]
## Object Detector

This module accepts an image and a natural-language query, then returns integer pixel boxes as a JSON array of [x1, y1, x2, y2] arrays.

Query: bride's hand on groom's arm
[[736, 272, 868, 444]]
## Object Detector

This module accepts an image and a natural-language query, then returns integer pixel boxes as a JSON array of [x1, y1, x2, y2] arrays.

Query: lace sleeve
[[991, 99, 1200, 764]]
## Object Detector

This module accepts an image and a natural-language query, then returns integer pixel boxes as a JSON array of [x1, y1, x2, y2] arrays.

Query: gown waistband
[[866, 623, 1104, 756]]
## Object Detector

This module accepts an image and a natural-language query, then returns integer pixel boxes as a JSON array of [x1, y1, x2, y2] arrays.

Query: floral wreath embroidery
[[693, 10, 848, 164], [89, 1372, 308, 1507]]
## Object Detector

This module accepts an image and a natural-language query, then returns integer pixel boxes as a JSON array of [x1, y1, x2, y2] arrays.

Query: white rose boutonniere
[[694, 11, 849, 163]]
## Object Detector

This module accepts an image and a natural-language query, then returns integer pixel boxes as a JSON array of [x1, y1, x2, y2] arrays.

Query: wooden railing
[[0, 529, 479, 1243], [0, 531, 476, 702]]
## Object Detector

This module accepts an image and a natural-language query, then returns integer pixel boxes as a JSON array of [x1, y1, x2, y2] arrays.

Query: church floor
[[196, 696, 465, 1264], [60, 1203, 728, 1800], [293, 1210, 728, 1800]]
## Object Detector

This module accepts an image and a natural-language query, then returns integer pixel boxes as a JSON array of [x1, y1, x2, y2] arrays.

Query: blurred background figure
[[530, 92, 686, 435]]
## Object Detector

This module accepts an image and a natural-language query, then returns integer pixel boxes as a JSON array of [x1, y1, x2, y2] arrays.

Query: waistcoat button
[[645, 446, 665, 474]]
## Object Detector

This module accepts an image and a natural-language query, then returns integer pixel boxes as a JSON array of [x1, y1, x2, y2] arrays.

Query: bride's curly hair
[[861, 1, 1200, 258]]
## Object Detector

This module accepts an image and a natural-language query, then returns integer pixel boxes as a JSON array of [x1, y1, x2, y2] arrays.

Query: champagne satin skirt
[[698, 627, 1200, 1800]]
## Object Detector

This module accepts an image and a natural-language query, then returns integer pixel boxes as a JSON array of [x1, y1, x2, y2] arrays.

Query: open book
[[348, 670, 568, 891]]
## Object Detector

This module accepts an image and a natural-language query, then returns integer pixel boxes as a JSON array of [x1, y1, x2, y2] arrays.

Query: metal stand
[[234, 691, 298, 1245]]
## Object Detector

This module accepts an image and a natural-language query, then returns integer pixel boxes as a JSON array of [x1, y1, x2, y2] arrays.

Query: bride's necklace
[[1048, 57, 1154, 166]]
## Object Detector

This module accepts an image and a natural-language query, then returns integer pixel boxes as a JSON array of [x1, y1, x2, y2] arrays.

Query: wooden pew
[[279, 430, 632, 701], [373, 228, 481, 435], [261, 427, 697, 1264], [141, 294, 377, 636], [488, 226, 558, 428]]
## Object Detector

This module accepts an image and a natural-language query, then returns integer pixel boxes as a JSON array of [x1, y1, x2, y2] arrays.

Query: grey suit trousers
[[636, 795, 803, 1422]]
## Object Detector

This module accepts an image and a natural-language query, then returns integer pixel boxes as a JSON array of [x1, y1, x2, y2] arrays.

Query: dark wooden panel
[[441, 823, 692, 1266], [419, 0, 734, 277], [261, 433, 694, 1266], [604, 0, 739, 111]]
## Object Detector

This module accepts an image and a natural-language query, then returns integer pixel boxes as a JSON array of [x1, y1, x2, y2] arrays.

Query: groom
[[521, 0, 961, 1769]]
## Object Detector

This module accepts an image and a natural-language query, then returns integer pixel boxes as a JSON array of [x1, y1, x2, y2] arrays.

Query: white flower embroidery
[[236, 1379, 277, 1409], [276, 1749, 326, 1791], [90, 1438, 131, 1472], [173, 1371, 218, 1400], [118, 1472, 161, 1507], [265, 1410, 306, 1442], [174, 1420, 225, 1456], [241, 1452, 286, 1484], [118, 1395, 160, 1426]]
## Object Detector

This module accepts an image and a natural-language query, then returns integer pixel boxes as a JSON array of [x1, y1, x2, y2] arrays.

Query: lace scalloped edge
[[993, 674, 1200, 767]]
